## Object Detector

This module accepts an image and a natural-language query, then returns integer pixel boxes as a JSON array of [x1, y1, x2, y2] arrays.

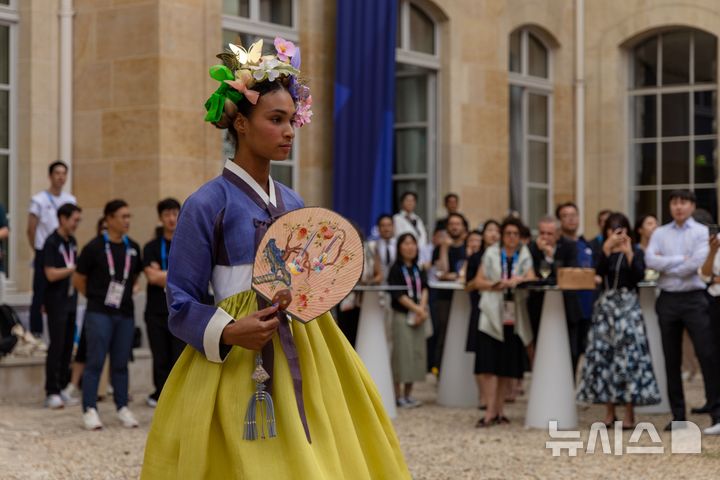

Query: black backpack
[[0, 304, 20, 356]]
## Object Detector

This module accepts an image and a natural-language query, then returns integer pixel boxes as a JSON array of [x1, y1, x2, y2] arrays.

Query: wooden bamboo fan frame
[[251, 207, 364, 323]]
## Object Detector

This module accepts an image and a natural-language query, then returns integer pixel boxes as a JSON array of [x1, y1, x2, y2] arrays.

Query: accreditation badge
[[104, 281, 125, 308], [502, 300, 516, 325]]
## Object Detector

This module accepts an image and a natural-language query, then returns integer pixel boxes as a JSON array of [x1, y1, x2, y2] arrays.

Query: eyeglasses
[[503, 230, 520, 237]]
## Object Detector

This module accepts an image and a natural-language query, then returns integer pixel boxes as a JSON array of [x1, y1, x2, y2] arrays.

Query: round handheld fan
[[251, 207, 364, 323]]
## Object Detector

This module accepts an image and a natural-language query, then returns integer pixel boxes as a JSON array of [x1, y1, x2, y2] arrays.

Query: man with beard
[[430, 213, 468, 372]]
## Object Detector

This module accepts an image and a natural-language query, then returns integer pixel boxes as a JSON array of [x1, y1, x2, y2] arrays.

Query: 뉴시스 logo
[[546, 420, 702, 456]]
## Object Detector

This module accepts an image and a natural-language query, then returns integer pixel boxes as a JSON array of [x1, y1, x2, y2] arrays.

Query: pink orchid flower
[[274, 37, 297, 62], [292, 107, 312, 127]]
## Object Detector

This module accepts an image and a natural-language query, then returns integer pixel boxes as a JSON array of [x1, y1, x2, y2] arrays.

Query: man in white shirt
[[27, 161, 77, 337], [369, 214, 396, 282], [393, 191, 428, 247], [367, 214, 396, 346], [645, 190, 720, 434]]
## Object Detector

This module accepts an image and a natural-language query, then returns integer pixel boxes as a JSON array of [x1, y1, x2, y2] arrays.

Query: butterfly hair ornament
[[204, 37, 313, 128]]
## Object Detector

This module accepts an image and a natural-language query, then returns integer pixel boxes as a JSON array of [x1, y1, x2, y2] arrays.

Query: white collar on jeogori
[[224, 159, 276, 207]]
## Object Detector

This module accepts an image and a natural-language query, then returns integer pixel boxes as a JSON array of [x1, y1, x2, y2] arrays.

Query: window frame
[[222, 0, 298, 34], [627, 30, 718, 223], [221, 1, 300, 189], [508, 28, 554, 228], [0, 1, 17, 13], [0, 4, 17, 279], [394, 0, 440, 228]]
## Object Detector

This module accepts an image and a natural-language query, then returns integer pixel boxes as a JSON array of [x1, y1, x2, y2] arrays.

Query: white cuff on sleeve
[[698, 267, 713, 284], [203, 307, 234, 363]]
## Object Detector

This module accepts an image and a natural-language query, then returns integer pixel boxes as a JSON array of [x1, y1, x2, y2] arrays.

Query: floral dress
[[577, 247, 661, 406]]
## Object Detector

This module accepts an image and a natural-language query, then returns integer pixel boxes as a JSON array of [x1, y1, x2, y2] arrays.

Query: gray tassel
[[243, 354, 277, 440]]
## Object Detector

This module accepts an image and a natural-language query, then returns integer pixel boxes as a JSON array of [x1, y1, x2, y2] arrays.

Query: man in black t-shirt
[[434, 193, 469, 233], [143, 198, 184, 408], [43, 203, 81, 409], [74, 199, 143, 430], [429, 213, 467, 372]]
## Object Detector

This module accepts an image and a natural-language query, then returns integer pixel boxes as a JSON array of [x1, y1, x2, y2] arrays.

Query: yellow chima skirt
[[141, 290, 410, 479]]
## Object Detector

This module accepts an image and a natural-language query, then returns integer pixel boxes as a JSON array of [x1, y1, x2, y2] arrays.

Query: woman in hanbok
[[141, 38, 410, 479]]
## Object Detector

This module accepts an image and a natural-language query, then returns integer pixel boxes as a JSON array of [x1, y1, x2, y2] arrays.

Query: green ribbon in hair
[[204, 65, 244, 123]]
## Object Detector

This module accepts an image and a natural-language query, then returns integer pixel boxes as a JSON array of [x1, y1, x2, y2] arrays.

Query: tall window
[[508, 28, 552, 229], [0, 1, 17, 275], [222, 0, 298, 187], [394, 1, 439, 226], [630, 29, 718, 222]]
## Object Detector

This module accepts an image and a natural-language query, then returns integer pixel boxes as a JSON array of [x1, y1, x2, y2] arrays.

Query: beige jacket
[[478, 244, 534, 346]]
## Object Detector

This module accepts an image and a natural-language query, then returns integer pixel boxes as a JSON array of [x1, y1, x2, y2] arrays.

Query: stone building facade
[[4, 0, 719, 294]]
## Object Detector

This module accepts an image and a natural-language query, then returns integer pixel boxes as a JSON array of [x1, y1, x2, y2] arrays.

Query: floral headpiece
[[204, 37, 312, 128]]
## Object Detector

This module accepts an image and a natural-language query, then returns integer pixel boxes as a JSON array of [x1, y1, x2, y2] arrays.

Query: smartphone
[[710, 224, 719, 237]]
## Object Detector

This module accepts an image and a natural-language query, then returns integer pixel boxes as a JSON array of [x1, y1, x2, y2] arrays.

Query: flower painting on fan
[[251, 208, 364, 323]]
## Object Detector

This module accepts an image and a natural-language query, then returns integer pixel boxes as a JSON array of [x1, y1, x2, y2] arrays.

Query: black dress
[[473, 252, 526, 379]]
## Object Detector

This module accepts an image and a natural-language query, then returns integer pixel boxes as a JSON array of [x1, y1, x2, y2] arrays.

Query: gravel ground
[[1, 375, 719, 479]]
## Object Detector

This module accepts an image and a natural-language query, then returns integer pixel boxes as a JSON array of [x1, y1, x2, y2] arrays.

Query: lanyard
[[401, 265, 422, 301], [45, 191, 59, 210], [160, 238, 168, 271], [103, 232, 131, 283], [58, 242, 75, 267], [500, 249, 519, 280]]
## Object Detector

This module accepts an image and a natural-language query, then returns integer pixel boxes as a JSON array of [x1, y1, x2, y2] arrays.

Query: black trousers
[[145, 312, 185, 400], [30, 250, 47, 335], [657, 290, 720, 423], [44, 302, 75, 395], [568, 317, 590, 380]]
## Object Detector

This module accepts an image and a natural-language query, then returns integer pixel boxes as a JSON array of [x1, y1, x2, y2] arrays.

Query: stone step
[[0, 348, 153, 404]]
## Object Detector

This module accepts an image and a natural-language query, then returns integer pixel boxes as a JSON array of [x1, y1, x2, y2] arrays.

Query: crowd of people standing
[[24, 160, 185, 430], [345, 189, 720, 436], [9, 161, 720, 437]]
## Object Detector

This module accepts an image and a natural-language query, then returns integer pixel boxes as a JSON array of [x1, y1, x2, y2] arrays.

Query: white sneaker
[[404, 396, 423, 408], [146, 396, 158, 408], [703, 423, 720, 435], [32, 336, 48, 354], [60, 385, 80, 407], [117, 407, 139, 428], [82, 408, 103, 430], [46, 394, 64, 409]]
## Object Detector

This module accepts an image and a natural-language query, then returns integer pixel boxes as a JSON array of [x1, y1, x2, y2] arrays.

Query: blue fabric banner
[[332, 0, 397, 237]]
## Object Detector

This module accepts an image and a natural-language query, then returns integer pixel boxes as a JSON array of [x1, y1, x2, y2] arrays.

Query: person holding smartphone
[[645, 190, 720, 434], [698, 222, 720, 433], [577, 213, 660, 429]]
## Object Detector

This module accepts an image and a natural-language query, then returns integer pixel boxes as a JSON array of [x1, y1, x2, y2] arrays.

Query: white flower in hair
[[253, 57, 282, 81]]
